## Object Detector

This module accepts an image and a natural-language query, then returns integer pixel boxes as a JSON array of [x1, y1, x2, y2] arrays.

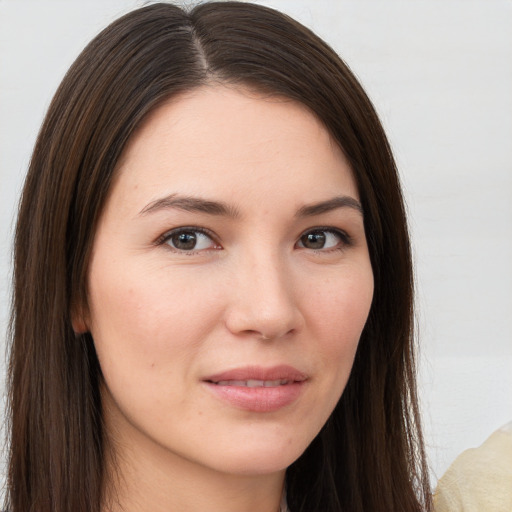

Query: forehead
[[109, 84, 358, 214]]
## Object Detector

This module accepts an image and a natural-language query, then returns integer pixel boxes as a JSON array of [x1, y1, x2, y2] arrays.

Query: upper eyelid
[[155, 226, 218, 246], [299, 226, 351, 239]]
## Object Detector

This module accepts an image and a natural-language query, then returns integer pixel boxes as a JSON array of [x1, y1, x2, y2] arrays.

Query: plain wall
[[1, 0, 511, 489]]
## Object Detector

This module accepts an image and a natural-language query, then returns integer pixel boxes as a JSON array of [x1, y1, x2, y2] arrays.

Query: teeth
[[247, 379, 264, 387], [215, 379, 289, 387], [264, 379, 289, 387]]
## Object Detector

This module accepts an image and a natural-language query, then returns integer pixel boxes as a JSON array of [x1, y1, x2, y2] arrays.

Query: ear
[[71, 299, 90, 334]]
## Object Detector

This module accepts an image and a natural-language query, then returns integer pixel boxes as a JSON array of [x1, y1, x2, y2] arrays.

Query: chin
[[202, 432, 312, 476]]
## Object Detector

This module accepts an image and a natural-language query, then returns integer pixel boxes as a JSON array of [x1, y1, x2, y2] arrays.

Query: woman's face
[[83, 85, 374, 477]]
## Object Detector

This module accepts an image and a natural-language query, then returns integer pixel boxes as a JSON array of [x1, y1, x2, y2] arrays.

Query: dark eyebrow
[[295, 196, 363, 218], [139, 194, 241, 218]]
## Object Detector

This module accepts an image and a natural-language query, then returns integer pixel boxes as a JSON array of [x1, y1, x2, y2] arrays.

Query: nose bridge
[[225, 244, 302, 339]]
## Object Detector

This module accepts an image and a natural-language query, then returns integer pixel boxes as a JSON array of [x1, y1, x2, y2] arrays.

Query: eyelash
[[156, 226, 353, 254]]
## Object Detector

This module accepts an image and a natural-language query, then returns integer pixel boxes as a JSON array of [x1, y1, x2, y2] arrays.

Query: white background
[[1, 0, 511, 489]]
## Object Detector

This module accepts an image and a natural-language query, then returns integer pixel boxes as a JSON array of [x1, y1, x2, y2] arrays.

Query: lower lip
[[203, 381, 305, 412]]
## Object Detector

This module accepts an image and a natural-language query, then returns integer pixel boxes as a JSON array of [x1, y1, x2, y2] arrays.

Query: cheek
[[92, 249, 216, 321], [86, 258, 222, 381], [304, 266, 373, 383], [86, 262, 225, 427], [308, 267, 373, 341]]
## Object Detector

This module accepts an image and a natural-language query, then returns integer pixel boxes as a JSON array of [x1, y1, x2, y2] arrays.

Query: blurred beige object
[[434, 422, 512, 511]]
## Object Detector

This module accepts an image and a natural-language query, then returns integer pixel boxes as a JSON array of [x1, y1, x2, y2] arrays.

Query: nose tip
[[224, 269, 303, 341]]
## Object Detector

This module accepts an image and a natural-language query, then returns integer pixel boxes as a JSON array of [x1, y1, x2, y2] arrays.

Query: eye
[[161, 228, 219, 252], [296, 228, 349, 251]]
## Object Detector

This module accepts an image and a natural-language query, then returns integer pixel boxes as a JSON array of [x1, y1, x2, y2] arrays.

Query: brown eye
[[300, 231, 326, 249], [164, 229, 217, 252], [171, 231, 197, 250], [297, 229, 347, 250]]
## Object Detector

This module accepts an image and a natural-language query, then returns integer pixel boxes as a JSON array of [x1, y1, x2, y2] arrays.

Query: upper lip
[[203, 365, 307, 383]]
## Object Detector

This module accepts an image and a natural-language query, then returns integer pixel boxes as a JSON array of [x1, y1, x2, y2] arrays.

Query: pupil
[[173, 232, 197, 250], [303, 231, 325, 249]]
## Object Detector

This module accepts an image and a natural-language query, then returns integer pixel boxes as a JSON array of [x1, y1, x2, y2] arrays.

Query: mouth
[[202, 365, 307, 412], [211, 379, 292, 387], [204, 364, 307, 384]]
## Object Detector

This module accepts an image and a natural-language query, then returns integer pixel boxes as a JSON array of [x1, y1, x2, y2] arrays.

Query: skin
[[78, 85, 374, 512]]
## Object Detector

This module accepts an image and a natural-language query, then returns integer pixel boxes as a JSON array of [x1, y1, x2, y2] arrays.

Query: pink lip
[[203, 365, 307, 413]]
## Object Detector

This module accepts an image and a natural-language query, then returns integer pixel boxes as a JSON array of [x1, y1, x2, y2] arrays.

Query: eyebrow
[[139, 193, 363, 219], [139, 194, 241, 218], [295, 196, 363, 218]]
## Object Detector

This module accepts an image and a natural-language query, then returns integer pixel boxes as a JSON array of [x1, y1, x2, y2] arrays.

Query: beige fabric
[[434, 422, 512, 512]]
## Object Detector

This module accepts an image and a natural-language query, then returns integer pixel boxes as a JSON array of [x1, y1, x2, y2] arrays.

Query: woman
[[5, 2, 432, 511]]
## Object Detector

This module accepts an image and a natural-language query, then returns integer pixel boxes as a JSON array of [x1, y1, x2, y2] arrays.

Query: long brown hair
[[5, 2, 432, 511]]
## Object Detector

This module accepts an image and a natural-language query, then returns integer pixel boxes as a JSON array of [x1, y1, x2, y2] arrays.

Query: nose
[[224, 250, 304, 341]]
